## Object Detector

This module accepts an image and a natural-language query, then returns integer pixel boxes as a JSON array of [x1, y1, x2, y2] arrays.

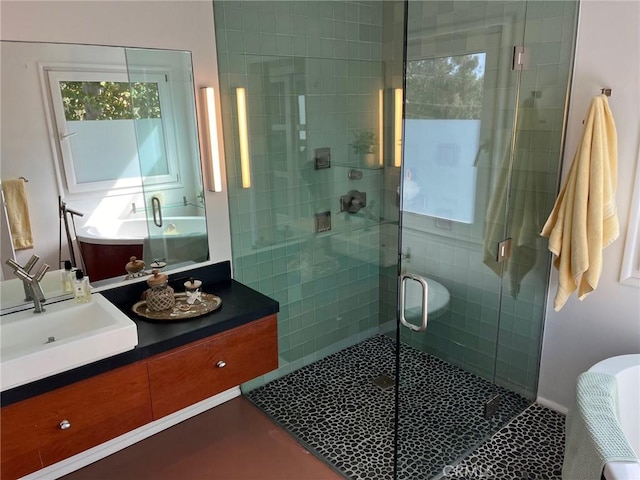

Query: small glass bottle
[[61, 260, 74, 293], [74, 269, 92, 303]]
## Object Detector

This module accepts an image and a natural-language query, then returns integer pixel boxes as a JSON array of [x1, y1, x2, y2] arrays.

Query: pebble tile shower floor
[[246, 335, 531, 480], [443, 403, 566, 480]]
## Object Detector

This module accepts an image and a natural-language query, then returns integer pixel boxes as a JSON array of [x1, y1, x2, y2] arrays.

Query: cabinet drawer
[[148, 315, 278, 419], [1, 401, 42, 480], [32, 362, 152, 466]]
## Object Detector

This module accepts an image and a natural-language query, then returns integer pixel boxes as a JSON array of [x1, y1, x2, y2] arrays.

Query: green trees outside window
[[60, 81, 161, 121]]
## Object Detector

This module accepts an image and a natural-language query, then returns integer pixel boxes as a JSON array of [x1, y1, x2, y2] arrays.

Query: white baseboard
[[22, 387, 241, 480], [536, 395, 568, 414]]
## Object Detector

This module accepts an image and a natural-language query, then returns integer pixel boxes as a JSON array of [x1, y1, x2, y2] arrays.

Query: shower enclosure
[[214, 1, 578, 478]]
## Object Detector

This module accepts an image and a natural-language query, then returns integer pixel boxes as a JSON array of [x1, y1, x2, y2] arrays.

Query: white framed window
[[46, 67, 180, 194]]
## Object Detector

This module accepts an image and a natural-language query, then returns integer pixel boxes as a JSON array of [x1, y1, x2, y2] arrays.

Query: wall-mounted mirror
[[0, 41, 208, 309]]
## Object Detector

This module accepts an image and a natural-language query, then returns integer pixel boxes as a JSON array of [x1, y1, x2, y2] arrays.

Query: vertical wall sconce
[[394, 88, 403, 168], [201, 87, 223, 192], [236, 87, 251, 189], [378, 89, 384, 167]]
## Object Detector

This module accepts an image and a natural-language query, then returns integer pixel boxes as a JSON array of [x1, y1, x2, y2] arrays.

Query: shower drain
[[372, 374, 395, 391]]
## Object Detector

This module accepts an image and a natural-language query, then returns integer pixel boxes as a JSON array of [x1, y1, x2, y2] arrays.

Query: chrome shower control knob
[[59, 420, 71, 430], [216, 360, 226, 368]]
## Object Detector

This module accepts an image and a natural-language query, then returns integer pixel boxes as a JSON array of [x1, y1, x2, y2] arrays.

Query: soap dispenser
[[73, 269, 92, 303], [61, 260, 74, 293]]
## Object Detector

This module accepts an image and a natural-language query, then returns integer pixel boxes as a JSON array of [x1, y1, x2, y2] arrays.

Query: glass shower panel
[[125, 48, 208, 269], [396, 1, 529, 478], [215, 3, 403, 476], [493, 0, 579, 400], [222, 53, 386, 376]]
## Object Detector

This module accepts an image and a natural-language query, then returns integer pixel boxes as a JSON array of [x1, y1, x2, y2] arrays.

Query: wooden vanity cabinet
[[0, 401, 42, 480], [0, 362, 151, 479], [148, 314, 278, 419], [33, 362, 152, 466], [0, 314, 278, 479]]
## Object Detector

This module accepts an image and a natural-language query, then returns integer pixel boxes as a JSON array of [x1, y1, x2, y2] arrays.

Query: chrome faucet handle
[[13, 269, 31, 283], [6, 260, 34, 301], [5, 258, 23, 272], [23, 255, 40, 273], [5, 256, 40, 274], [34, 264, 50, 282], [6, 257, 48, 312]]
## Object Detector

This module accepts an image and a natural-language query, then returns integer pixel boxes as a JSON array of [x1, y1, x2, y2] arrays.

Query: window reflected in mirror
[[49, 71, 178, 191]]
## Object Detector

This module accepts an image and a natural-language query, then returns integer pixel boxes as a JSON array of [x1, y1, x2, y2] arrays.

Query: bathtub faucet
[[5, 256, 50, 313], [59, 196, 84, 269]]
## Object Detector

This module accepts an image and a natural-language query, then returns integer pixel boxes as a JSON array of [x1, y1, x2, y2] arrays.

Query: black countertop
[[1, 261, 279, 407]]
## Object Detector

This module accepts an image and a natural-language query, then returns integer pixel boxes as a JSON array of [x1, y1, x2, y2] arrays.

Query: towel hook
[[600, 88, 612, 97], [19, 176, 29, 183]]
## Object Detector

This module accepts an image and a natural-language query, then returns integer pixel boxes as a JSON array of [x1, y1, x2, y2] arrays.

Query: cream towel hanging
[[541, 95, 619, 311], [1, 178, 34, 250]]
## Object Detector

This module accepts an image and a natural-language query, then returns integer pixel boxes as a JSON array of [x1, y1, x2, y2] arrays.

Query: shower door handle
[[399, 273, 428, 332], [151, 196, 163, 228]]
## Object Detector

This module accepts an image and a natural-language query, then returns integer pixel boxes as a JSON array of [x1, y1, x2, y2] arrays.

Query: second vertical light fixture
[[378, 89, 384, 167], [236, 87, 251, 189], [394, 88, 403, 168]]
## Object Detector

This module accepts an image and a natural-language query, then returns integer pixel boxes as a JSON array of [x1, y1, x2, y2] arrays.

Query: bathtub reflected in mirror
[[77, 216, 208, 281], [0, 41, 209, 304]]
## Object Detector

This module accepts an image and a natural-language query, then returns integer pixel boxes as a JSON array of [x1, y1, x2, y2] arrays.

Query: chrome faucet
[[5, 256, 50, 313]]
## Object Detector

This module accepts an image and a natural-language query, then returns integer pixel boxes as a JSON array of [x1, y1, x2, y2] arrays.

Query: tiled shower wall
[[381, 0, 578, 398], [216, 0, 578, 398], [214, 1, 393, 384]]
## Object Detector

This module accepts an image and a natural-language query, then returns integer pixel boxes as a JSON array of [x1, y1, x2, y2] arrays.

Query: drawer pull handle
[[216, 360, 226, 368], [59, 420, 71, 430]]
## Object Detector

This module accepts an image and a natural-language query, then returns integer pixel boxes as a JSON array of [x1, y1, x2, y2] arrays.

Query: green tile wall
[[216, 0, 578, 399], [214, 0, 390, 388]]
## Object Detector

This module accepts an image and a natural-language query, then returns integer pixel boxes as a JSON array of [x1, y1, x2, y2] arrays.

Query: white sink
[[0, 293, 138, 391]]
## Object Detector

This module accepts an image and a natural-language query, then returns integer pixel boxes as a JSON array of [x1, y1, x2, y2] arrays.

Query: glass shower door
[[395, 1, 529, 478], [125, 48, 209, 269]]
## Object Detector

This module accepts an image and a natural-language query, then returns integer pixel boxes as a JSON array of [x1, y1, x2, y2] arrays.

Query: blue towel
[[563, 372, 638, 480]]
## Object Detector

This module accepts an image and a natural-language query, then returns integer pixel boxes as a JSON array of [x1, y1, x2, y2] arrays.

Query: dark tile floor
[[247, 335, 530, 480], [443, 403, 566, 480]]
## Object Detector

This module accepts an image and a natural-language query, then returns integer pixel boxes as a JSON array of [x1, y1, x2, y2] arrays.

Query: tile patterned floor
[[246, 335, 532, 480], [443, 403, 566, 480]]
